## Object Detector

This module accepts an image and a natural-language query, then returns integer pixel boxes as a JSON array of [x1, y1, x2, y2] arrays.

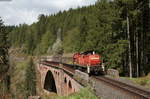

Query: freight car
[[73, 51, 105, 74]]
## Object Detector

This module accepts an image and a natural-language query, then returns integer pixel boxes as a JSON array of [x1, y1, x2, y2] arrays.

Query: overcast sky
[[0, 0, 97, 25]]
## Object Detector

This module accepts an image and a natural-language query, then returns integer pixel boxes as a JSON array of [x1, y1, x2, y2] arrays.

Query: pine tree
[[0, 18, 9, 75], [0, 17, 10, 98], [40, 30, 55, 54], [79, 16, 89, 51], [25, 57, 36, 98], [142, 0, 150, 75]]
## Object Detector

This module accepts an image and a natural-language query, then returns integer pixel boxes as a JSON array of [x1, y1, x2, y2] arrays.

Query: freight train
[[73, 51, 105, 74]]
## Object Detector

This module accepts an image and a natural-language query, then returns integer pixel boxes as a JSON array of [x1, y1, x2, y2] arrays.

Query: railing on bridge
[[40, 56, 73, 64]]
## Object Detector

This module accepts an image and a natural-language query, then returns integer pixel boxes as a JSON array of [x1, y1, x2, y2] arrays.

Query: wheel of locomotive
[[94, 71, 99, 75]]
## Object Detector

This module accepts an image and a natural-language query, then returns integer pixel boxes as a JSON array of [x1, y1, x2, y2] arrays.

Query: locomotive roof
[[81, 50, 96, 55]]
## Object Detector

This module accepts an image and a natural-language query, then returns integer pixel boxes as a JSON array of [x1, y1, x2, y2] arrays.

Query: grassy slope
[[121, 74, 150, 89], [41, 88, 98, 99], [131, 74, 150, 88]]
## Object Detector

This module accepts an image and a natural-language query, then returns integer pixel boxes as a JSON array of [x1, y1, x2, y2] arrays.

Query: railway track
[[92, 76, 150, 99]]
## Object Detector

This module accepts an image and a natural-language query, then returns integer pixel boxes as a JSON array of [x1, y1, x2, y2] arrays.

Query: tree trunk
[[127, 12, 132, 78], [136, 32, 139, 77]]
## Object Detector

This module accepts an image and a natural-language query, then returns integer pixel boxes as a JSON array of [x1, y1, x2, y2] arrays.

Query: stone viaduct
[[38, 61, 83, 96]]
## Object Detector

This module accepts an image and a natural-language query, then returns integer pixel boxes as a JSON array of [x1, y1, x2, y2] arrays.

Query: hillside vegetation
[[8, 0, 150, 77], [10, 55, 36, 99]]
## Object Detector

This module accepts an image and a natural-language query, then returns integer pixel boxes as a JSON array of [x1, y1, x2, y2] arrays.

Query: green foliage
[[25, 57, 36, 97], [63, 28, 80, 52], [11, 57, 36, 99], [0, 18, 9, 74], [11, 60, 28, 99], [65, 88, 98, 99], [79, 16, 89, 51], [42, 88, 98, 99], [0, 20, 14, 99], [0, 18, 10, 97], [24, 28, 35, 54], [104, 40, 128, 69], [35, 30, 55, 55]]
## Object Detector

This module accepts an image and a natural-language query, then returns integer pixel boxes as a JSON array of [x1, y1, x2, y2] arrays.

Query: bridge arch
[[64, 77, 67, 83], [44, 70, 57, 93], [68, 80, 73, 94], [68, 80, 72, 89]]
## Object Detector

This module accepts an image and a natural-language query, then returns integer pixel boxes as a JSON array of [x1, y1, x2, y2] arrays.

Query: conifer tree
[[0, 18, 9, 75], [25, 57, 36, 98], [79, 16, 89, 51], [0, 17, 10, 98]]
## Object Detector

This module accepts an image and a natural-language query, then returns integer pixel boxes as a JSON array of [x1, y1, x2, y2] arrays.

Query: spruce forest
[[1, 0, 149, 78]]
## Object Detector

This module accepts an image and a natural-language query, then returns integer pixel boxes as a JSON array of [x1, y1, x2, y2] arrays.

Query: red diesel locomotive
[[73, 51, 105, 74]]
